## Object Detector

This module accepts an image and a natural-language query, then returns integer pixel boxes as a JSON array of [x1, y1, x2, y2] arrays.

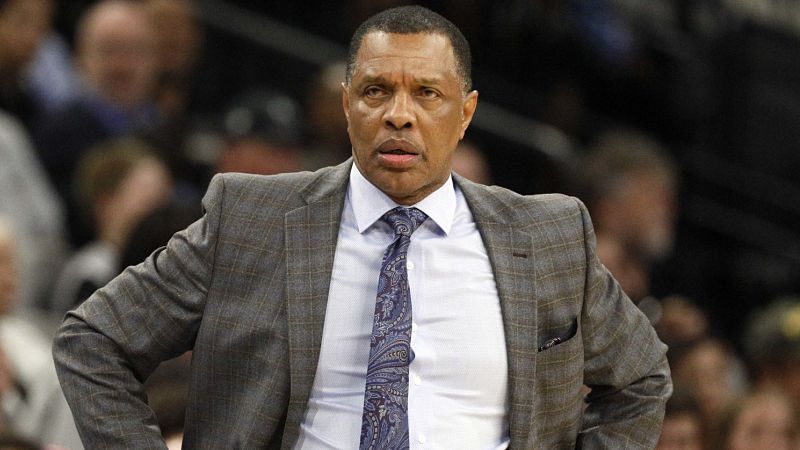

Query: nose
[[383, 91, 415, 130]]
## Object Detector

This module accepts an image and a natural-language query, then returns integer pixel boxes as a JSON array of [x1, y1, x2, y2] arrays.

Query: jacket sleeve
[[52, 174, 226, 449], [574, 198, 672, 449]]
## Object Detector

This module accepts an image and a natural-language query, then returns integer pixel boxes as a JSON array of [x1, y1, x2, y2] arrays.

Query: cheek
[[424, 118, 461, 160], [437, 109, 467, 142], [349, 107, 381, 140]]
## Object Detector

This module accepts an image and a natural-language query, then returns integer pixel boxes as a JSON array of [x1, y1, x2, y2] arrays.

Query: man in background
[[35, 0, 160, 246]]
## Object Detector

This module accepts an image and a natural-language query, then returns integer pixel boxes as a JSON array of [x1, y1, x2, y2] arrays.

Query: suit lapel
[[282, 161, 350, 446], [456, 176, 539, 447]]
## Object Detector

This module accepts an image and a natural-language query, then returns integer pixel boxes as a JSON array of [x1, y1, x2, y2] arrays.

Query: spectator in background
[[0, 219, 82, 449], [216, 88, 303, 176], [143, 0, 203, 123], [35, 0, 160, 245], [24, 30, 81, 117], [654, 295, 709, 349], [593, 229, 650, 302], [656, 389, 705, 450], [670, 337, 748, 433], [303, 61, 351, 170], [451, 140, 492, 185], [142, 0, 207, 192], [0, 0, 55, 132], [49, 138, 172, 316], [743, 296, 800, 407], [579, 128, 678, 302], [0, 110, 65, 310], [712, 388, 799, 450]]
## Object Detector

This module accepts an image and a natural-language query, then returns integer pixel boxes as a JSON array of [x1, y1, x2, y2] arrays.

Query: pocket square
[[538, 336, 562, 352], [537, 318, 578, 352]]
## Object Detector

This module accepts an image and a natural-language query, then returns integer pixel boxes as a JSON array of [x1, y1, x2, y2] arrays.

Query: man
[[143, 0, 203, 123], [579, 129, 679, 303], [35, 0, 160, 245], [53, 6, 671, 449]]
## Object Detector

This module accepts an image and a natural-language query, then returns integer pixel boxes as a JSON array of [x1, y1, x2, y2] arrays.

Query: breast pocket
[[537, 317, 578, 353]]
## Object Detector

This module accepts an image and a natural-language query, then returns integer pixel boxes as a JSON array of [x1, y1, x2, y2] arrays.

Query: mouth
[[376, 139, 420, 167]]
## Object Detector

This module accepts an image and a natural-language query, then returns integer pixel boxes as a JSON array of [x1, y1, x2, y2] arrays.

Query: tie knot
[[381, 207, 428, 237]]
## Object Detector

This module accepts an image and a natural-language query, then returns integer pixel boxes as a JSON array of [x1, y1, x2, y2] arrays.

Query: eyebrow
[[357, 75, 389, 86], [416, 77, 443, 87], [357, 74, 444, 87]]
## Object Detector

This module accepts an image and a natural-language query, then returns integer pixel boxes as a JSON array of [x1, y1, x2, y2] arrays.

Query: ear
[[459, 90, 479, 140], [341, 82, 351, 124]]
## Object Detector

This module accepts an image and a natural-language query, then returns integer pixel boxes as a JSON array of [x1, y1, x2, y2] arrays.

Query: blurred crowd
[[0, 0, 798, 449]]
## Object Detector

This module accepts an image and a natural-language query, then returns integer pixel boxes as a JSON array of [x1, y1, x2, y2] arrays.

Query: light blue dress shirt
[[296, 165, 509, 449]]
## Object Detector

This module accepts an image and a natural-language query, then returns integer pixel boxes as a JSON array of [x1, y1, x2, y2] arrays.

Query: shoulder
[[488, 184, 581, 212], [211, 164, 344, 195], [456, 175, 585, 225], [204, 163, 350, 212], [208, 171, 302, 201]]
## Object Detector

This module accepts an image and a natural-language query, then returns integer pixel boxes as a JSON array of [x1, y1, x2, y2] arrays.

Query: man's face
[[343, 32, 478, 205], [0, 0, 53, 69], [79, 3, 158, 110], [595, 168, 677, 261], [656, 414, 703, 450]]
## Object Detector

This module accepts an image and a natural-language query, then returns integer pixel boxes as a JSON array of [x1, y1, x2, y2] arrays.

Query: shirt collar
[[349, 163, 456, 235]]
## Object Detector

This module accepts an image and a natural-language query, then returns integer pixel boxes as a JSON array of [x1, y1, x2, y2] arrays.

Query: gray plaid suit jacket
[[53, 159, 671, 449]]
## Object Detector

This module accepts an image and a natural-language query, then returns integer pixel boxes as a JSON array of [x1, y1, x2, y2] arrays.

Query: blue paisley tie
[[360, 207, 428, 450]]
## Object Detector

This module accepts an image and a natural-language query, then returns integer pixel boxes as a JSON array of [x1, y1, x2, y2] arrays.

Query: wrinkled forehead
[[352, 32, 459, 81]]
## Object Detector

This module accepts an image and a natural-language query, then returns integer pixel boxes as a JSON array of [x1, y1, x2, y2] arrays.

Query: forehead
[[85, 5, 152, 42], [353, 32, 458, 82]]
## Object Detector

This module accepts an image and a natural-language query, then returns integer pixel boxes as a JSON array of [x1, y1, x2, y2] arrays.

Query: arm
[[52, 175, 226, 449], [574, 198, 672, 449]]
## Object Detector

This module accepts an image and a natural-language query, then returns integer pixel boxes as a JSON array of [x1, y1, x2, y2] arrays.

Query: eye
[[418, 88, 441, 99], [364, 86, 387, 98]]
